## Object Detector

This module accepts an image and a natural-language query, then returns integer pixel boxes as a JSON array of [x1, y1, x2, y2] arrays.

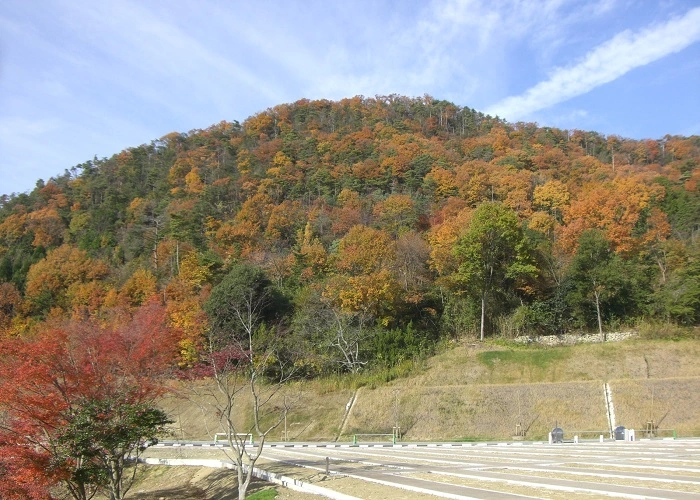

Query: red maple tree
[[0, 299, 179, 499]]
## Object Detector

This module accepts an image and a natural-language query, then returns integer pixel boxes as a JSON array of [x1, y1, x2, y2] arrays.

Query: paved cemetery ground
[[141, 437, 700, 499]]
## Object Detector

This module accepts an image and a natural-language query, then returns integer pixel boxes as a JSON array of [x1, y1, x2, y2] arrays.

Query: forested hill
[[0, 95, 699, 368]]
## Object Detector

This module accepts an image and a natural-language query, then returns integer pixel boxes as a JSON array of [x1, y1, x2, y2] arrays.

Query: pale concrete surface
[[144, 438, 700, 499]]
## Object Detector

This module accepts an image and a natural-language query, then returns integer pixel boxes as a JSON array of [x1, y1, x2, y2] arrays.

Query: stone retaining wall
[[514, 331, 636, 346]]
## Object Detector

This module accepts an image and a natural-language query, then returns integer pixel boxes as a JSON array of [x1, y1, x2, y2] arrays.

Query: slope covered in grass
[[164, 337, 700, 442]]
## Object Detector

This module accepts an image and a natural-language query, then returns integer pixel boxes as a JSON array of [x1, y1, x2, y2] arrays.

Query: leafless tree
[[186, 267, 300, 500]]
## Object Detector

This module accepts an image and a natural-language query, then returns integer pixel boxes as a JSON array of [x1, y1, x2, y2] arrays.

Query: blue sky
[[1, 0, 699, 196]]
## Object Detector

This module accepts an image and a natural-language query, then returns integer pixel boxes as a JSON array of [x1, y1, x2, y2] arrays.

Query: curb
[[139, 457, 361, 500]]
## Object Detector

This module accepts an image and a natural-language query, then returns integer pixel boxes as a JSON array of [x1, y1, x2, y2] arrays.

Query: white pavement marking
[[261, 439, 700, 499], [151, 439, 700, 499], [262, 452, 537, 499], [263, 446, 490, 468], [336, 470, 541, 500], [492, 465, 700, 485], [263, 441, 700, 472], [263, 447, 414, 471], [430, 470, 672, 500]]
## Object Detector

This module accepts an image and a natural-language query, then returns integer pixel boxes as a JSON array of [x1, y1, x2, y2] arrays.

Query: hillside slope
[[162, 337, 700, 442], [1, 96, 699, 367]]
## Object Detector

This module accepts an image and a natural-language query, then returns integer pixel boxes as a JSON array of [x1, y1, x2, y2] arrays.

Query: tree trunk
[[594, 289, 605, 341], [108, 457, 123, 500], [480, 293, 486, 342], [656, 257, 667, 284], [236, 455, 246, 500]]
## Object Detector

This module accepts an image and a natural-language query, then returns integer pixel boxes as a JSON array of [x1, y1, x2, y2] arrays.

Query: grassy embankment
[[160, 336, 700, 443]]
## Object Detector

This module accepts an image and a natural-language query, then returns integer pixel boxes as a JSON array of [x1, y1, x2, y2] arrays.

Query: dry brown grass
[[121, 463, 316, 500], [344, 381, 606, 441], [415, 338, 700, 385], [159, 379, 356, 442], [160, 339, 700, 442], [610, 377, 700, 436]]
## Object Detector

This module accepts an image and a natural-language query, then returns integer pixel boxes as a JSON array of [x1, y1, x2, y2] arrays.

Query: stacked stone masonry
[[514, 331, 636, 346]]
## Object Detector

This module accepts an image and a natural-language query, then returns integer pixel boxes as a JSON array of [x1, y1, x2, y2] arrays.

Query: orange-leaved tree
[[24, 244, 110, 316]]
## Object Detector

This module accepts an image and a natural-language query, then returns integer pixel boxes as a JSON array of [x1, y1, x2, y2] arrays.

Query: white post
[[574, 435, 579, 444], [599, 434, 604, 443], [548, 432, 553, 445], [629, 429, 635, 441]]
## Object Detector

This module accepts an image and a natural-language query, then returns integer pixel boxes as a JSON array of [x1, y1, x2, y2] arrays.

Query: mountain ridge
[[0, 95, 698, 365]]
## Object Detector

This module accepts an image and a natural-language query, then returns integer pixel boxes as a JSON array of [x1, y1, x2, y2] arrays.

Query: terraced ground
[[129, 337, 700, 498], [160, 338, 700, 443]]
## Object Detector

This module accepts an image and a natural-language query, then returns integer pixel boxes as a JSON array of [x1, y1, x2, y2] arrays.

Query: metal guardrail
[[648, 428, 677, 439], [213, 433, 253, 444]]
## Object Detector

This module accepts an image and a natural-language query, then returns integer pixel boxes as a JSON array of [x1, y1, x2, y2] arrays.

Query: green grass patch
[[635, 321, 700, 341], [477, 348, 568, 370], [357, 359, 426, 389], [309, 358, 426, 393], [247, 488, 277, 500]]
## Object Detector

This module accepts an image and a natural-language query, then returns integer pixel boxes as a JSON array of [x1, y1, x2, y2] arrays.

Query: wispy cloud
[[1, 0, 698, 194], [485, 6, 700, 121], [60, 1, 286, 108]]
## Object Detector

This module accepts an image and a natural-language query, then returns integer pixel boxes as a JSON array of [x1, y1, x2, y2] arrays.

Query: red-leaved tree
[[0, 299, 179, 499]]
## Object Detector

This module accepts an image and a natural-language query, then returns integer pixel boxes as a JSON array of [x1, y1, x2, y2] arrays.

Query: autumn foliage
[[1, 95, 699, 496], [0, 94, 697, 372], [0, 300, 179, 497]]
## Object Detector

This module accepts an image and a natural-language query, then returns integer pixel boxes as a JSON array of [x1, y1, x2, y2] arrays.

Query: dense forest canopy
[[0, 95, 698, 371]]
